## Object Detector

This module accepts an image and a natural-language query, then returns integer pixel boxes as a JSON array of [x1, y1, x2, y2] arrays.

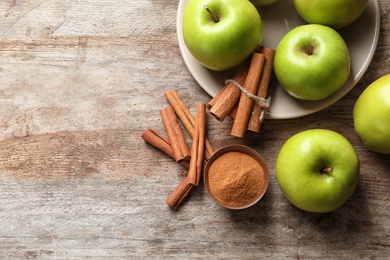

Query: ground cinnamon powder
[[208, 151, 265, 207]]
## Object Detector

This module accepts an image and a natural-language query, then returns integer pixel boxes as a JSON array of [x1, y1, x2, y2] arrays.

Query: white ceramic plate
[[177, 0, 380, 119]]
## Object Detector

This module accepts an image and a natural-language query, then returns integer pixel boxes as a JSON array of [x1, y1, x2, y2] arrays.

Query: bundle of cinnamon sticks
[[141, 89, 213, 210], [207, 46, 275, 138]]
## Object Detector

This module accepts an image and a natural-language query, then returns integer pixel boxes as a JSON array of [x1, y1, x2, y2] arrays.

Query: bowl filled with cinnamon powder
[[204, 145, 269, 210]]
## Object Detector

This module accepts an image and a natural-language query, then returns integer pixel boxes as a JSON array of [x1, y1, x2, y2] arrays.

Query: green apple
[[276, 129, 360, 213], [293, 0, 368, 30], [353, 74, 390, 154], [274, 24, 350, 101], [182, 0, 263, 71], [250, 0, 278, 6]]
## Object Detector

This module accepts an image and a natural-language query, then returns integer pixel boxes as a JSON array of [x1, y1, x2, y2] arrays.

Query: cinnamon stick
[[247, 47, 275, 132], [160, 106, 191, 162], [166, 176, 194, 210], [208, 60, 250, 122], [164, 89, 214, 160], [141, 128, 189, 167], [165, 103, 206, 210], [187, 103, 206, 186], [231, 52, 265, 138], [228, 103, 238, 121]]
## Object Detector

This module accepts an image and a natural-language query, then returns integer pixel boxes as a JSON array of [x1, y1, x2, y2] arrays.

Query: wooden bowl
[[204, 145, 269, 210]]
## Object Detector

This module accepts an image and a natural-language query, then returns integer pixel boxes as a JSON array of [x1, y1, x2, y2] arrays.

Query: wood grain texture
[[0, 0, 389, 259]]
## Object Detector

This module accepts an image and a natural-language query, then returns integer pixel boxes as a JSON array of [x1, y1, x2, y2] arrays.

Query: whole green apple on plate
[[276, 129, 360, 213], [293, 0, 369, 30], [182, 0, 263, 71], [274, 24, 350, 101], [250, 0, 278, 6], [353, 74, 390, 154]]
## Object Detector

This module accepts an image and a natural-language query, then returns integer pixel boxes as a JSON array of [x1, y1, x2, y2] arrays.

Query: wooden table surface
[[0, 0, 389, 259]]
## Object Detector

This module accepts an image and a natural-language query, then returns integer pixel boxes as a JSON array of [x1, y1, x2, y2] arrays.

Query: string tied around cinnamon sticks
[[224, 79, 271, 123]]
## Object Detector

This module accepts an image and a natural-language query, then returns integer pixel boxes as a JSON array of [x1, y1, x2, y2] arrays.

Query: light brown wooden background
[[0, 0, 389, 259]]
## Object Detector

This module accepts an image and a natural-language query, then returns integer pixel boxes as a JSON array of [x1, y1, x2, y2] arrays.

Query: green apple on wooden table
[[276, 129, 360, 213], [353, 74, 390, 154], [182, 0, 263, 71], [293, 0, 369, 30], [250, 0, 278, 6], [274, 24, 350, 101]]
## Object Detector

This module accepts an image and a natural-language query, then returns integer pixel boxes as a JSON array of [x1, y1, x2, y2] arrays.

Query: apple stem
[[309, 42, 316, 55], [204, 5, 219, 23], [321, 167, 333, 174]]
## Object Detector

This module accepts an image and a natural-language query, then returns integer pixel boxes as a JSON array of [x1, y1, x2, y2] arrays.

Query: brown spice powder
[[208, 151, 265, 206]]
